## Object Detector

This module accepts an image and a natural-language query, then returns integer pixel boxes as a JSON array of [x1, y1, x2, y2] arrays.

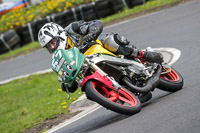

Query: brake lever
[[61, 83, 70, 100]]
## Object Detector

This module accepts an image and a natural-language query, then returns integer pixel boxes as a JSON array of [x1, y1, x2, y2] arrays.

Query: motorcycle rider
[[38, 20, 163, 93]]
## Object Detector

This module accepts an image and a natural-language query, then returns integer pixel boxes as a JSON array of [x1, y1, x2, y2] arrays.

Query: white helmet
[[38, 22, 67, 53]]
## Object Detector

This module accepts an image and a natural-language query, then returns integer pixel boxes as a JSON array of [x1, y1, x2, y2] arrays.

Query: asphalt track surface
[[49, 0, 200, 133], [1, 0, 200, 133]]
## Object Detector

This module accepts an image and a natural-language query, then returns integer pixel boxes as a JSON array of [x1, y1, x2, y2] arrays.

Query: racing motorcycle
[[51, 40, 184, 115]]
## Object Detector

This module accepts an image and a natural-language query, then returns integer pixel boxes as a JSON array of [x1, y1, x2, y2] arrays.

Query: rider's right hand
[[61, 83, 78, 93], [61, 83, 68, 92]]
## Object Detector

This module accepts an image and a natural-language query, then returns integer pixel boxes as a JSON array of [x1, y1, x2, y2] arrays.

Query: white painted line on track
[[152, 47, 181, 66], [0, 69, 52, 85], [45, 103, 101, 133]]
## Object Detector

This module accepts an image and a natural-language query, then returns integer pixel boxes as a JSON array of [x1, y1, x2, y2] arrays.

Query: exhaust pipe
[[122, 65, 162, 93]]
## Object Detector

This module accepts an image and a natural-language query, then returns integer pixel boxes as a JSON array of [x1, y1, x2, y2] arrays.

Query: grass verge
[[101, 0, 185, 24], [0, 72, 83, 133]]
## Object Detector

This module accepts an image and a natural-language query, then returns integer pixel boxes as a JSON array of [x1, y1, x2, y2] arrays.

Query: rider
[[38, 20, 163, 92]]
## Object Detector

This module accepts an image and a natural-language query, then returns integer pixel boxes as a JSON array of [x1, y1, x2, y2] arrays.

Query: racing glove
[[83, 33, 96, 43], [83, 20, 103, 43], [139, 51, 164, 64]]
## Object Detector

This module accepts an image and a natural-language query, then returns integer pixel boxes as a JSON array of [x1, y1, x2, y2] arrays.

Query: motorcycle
[[51, 40, 184, 115]]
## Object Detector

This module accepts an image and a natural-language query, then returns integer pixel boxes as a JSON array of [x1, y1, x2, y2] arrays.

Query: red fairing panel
[[81, 70, 113, 91]]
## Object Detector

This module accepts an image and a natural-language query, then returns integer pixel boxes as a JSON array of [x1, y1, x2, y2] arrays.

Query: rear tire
[[84, 80, 141, 115], [158, 67, 183, 92]]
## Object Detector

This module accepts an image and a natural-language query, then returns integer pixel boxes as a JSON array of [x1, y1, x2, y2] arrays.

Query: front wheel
[[84, 80, 141, 115], [158, 67, 184, 92]]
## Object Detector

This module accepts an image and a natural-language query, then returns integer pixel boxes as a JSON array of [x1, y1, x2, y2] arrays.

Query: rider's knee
[[102, 33, 133, 55]]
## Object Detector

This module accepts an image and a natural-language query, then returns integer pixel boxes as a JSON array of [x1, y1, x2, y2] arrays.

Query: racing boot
[[138, 92, 152, 103], [130, 48, 164, 64]]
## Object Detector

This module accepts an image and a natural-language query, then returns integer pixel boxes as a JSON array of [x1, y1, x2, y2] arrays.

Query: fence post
[[71, 8, 78, 21], [0, 34, 12, 51], [27, 23, 34, 42], [79, 5, 85, 20], [122, 0, 128, 7]]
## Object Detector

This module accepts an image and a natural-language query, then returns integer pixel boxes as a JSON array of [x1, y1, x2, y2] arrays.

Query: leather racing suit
[[64, 20, 163, 64], [62, 20, 163, 93], [64, 20, 138, 57]]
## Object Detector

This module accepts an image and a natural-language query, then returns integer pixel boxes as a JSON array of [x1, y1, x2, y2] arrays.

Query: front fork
[[161, 64, 172, 75], [84, 58, 121, 91]]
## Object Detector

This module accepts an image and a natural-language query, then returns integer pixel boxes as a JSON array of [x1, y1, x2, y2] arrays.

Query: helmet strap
[[56, 37, 60, 48]]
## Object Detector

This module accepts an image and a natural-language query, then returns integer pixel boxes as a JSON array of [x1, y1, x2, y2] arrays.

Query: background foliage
[[0, 0, 93, 33]]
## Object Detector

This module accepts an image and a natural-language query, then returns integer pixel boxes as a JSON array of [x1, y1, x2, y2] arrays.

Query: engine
[[90, 53, 156, 86], [126, 66, 146, 79]]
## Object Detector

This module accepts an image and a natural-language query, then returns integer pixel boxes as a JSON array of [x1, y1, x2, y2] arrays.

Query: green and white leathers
[[51, 47, 85, 88]]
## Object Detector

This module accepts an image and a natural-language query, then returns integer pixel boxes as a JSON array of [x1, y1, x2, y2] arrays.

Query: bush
[[0, 0, 89, 33]]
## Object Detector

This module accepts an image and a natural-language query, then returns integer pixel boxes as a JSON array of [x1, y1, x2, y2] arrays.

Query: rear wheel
[[158, 67, 183, 92], [85, 80, 141, 115]]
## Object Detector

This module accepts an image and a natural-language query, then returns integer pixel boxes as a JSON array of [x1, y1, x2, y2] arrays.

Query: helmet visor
[[44, 38, 59, 54]]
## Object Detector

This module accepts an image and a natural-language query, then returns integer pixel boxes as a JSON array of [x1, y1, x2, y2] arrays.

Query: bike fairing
[[51, 48, 85, 88], [50, 43, 183, 115]]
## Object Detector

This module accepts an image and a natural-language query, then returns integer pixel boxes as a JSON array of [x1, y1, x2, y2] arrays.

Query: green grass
[[101, 0, 182, 23], [0, 72, 83, 133]]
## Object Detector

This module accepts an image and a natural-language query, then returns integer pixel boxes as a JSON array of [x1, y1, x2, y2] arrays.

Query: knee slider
[[113, 34, 129, 46], [103, 33, 132, 55], [103, 34, 119, 53]]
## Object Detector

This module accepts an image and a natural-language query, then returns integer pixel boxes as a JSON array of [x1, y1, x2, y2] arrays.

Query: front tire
[[84, 80, 141, 115], [158, 67, 183, 92]]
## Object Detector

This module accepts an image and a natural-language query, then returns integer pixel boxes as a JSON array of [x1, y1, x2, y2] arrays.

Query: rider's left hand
[[83, 33, 95, 43]]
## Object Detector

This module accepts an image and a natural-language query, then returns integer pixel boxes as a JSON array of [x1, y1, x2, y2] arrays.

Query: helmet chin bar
[[44, 46, 53, 54], [55, 37, 60, 48]]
